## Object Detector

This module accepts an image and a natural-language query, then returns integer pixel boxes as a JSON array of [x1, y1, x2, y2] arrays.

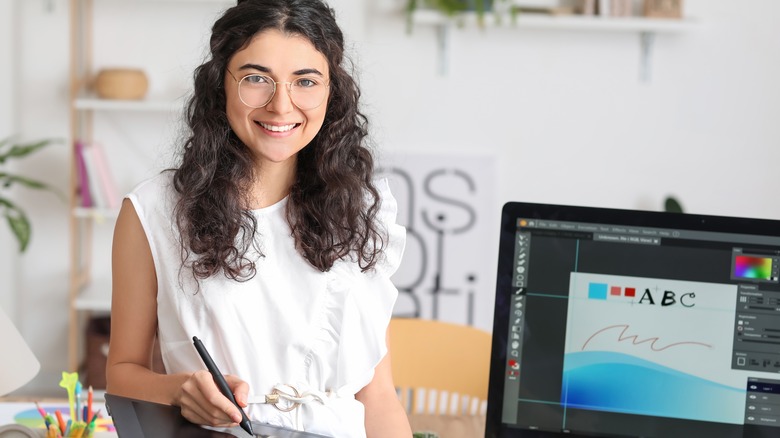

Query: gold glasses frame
[[226, 69, 330, 110]]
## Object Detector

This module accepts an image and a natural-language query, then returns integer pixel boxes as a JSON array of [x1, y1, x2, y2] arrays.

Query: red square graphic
[[610, 286, 621, 296], [625, 287, 636, 297]]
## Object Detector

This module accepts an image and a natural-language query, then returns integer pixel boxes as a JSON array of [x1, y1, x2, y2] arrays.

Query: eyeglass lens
[[238, 74, 328, 110]]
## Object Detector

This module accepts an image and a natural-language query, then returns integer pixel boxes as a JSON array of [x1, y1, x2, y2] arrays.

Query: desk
[[2, 396, 328, 438], [408, 413, 486, 438], [0, 399, 116, 438]]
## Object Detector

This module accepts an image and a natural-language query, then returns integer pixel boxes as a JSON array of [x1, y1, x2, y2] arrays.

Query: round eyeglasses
[[227, 70, 329, 111]]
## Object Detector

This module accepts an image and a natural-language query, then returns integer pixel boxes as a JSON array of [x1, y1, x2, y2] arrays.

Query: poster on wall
[[378, 153, 497, 332]]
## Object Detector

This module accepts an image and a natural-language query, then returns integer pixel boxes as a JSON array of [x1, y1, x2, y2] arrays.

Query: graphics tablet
[[105, 393, 328, 437]]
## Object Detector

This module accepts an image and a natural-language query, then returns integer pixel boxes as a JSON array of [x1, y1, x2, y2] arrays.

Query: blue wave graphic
[[561, 351, 745, 424]]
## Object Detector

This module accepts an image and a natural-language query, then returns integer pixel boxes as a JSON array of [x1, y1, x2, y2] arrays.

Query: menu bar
[[518, 219, 780, 247]]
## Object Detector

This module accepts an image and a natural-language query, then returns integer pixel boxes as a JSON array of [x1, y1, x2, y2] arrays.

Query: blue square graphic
[[588, 283, 608, 300]]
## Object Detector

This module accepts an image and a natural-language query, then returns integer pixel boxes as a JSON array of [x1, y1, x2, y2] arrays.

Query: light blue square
[[588, 283, 608, 300]]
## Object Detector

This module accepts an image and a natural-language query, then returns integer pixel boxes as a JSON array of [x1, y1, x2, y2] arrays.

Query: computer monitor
[[486, 202, 780, 438]]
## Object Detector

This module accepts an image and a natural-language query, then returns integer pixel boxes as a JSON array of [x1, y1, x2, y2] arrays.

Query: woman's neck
[[250, 158, 296, 209]]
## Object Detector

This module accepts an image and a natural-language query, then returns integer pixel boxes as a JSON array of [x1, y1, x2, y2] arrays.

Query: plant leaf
[[664, 196, 684, 214], [0, 138, 59, 164], [7, 213, 31, 252], [0, 137, 62, 252], [0, 197, 31, 252], [0, 172, 49, 190], [405, 0, 418, 34]]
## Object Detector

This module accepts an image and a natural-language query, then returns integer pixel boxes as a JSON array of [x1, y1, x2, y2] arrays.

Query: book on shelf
[[598, 0, 610, 16], [74, 140, 120, 211], [578, 0, 596, 15], [89, 141, 120, 210], [594, 0, 633, 17], [610, 0, 633, 17], [74, 141, 93, 208]]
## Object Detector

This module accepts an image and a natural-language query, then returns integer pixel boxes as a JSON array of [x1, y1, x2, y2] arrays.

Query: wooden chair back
[[388, 318, 492, 416]]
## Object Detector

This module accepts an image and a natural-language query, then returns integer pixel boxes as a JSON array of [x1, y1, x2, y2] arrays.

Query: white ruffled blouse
[[127, 171, 405, 437]]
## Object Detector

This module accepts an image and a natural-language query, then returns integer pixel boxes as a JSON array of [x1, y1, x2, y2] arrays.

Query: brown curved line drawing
[[581, 324, 713, 352]]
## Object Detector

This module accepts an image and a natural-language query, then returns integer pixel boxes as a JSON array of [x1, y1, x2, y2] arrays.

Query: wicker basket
[[94, 68, 149, 100]]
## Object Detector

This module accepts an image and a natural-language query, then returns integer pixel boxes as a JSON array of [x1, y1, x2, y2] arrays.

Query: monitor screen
[[486, 202, 780, 438]]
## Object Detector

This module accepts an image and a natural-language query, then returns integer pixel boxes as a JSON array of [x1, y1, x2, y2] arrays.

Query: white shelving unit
[[67, 0, 197, 375], [73, 277, 113, 312], [68, 0, 232, 378], [409, 10, 698, 80]]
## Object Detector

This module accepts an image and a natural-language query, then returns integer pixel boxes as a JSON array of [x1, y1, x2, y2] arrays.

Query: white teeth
[[259, 122, 296, 132]]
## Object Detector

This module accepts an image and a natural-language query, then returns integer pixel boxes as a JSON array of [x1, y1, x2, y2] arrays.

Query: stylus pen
[[192, 336, 254, 436]]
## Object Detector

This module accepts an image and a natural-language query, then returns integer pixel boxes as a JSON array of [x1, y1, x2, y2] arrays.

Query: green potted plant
[[406, 0, 503, 29], [664, 196, 684, 213], [0, 137, 62, 252]]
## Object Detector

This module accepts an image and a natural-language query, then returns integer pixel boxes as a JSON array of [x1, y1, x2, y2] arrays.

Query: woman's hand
[[176, 370, 250, 427]]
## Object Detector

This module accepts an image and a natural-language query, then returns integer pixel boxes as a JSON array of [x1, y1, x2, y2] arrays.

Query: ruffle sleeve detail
[[303, 179, 406, 396], [374, 177, 407, 278]]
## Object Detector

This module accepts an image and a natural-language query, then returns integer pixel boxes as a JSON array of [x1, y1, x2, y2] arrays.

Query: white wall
[[9, 0, 780, 395], [0, 0, 16, 321], [359, 0, 780, 219], [11, 0, 72, 395]]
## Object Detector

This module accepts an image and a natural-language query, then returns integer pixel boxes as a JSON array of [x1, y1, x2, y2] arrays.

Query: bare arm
[[357, 330, 412, 437], [106, 198, 249, 427]]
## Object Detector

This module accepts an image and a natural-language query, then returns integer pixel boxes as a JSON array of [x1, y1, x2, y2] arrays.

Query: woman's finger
[[225, 374, 251, 407], [179, 370, 241, 426]]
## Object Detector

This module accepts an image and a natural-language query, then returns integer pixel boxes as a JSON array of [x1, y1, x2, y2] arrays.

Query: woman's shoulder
[[126, 170, 177, 218], [130, 170, 175, 198]]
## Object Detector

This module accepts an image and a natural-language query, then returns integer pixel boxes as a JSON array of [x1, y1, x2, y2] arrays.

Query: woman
[[105, 0, 411, 436]]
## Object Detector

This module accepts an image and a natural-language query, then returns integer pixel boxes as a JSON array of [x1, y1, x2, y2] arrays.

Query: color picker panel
[[734, 256, 772, 280]]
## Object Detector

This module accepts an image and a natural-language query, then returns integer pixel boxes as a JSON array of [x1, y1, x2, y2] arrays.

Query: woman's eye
[[245, 75, 270, 84], [294, 78, 318, 88]]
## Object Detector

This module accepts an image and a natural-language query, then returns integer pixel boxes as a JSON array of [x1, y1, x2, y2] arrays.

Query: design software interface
[[501, 218, 780, 437]]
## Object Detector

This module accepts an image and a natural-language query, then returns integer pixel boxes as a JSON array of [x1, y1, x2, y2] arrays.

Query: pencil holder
[[63, 421, 93, 438]]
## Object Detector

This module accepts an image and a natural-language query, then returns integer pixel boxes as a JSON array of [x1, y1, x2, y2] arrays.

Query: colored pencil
[[87, 385, 93, 425], [74, 381, 82, 421], [34, 402, 51, 429], [55, 410, 66, 434], [45, 414, 57, 430], [88, 409, 101, 426], [34, 401, 47, 417]]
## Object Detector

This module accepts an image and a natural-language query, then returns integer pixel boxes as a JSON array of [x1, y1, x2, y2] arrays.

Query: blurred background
[[1, 0, 778, 396]]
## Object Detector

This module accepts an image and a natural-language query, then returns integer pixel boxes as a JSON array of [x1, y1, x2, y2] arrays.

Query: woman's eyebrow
[[292, 68, 324, 77], [238, 63, 270, 73], [238, 63, 324, 77]]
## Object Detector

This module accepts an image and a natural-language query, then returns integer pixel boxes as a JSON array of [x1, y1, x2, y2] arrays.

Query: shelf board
[[74, 277, 112, 312], [93, 0, 232, 3], [73, 93, 188, 112], [409, 10, 698, 80], [410, 10, 697, 33], [73, 207, 120, 220]]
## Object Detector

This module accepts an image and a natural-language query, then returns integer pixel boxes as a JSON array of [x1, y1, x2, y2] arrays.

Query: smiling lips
[[258, 121, 299, 132]]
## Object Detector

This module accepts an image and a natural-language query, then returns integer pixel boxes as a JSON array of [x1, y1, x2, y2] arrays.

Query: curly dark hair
[[172, 0, 383, 281]]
